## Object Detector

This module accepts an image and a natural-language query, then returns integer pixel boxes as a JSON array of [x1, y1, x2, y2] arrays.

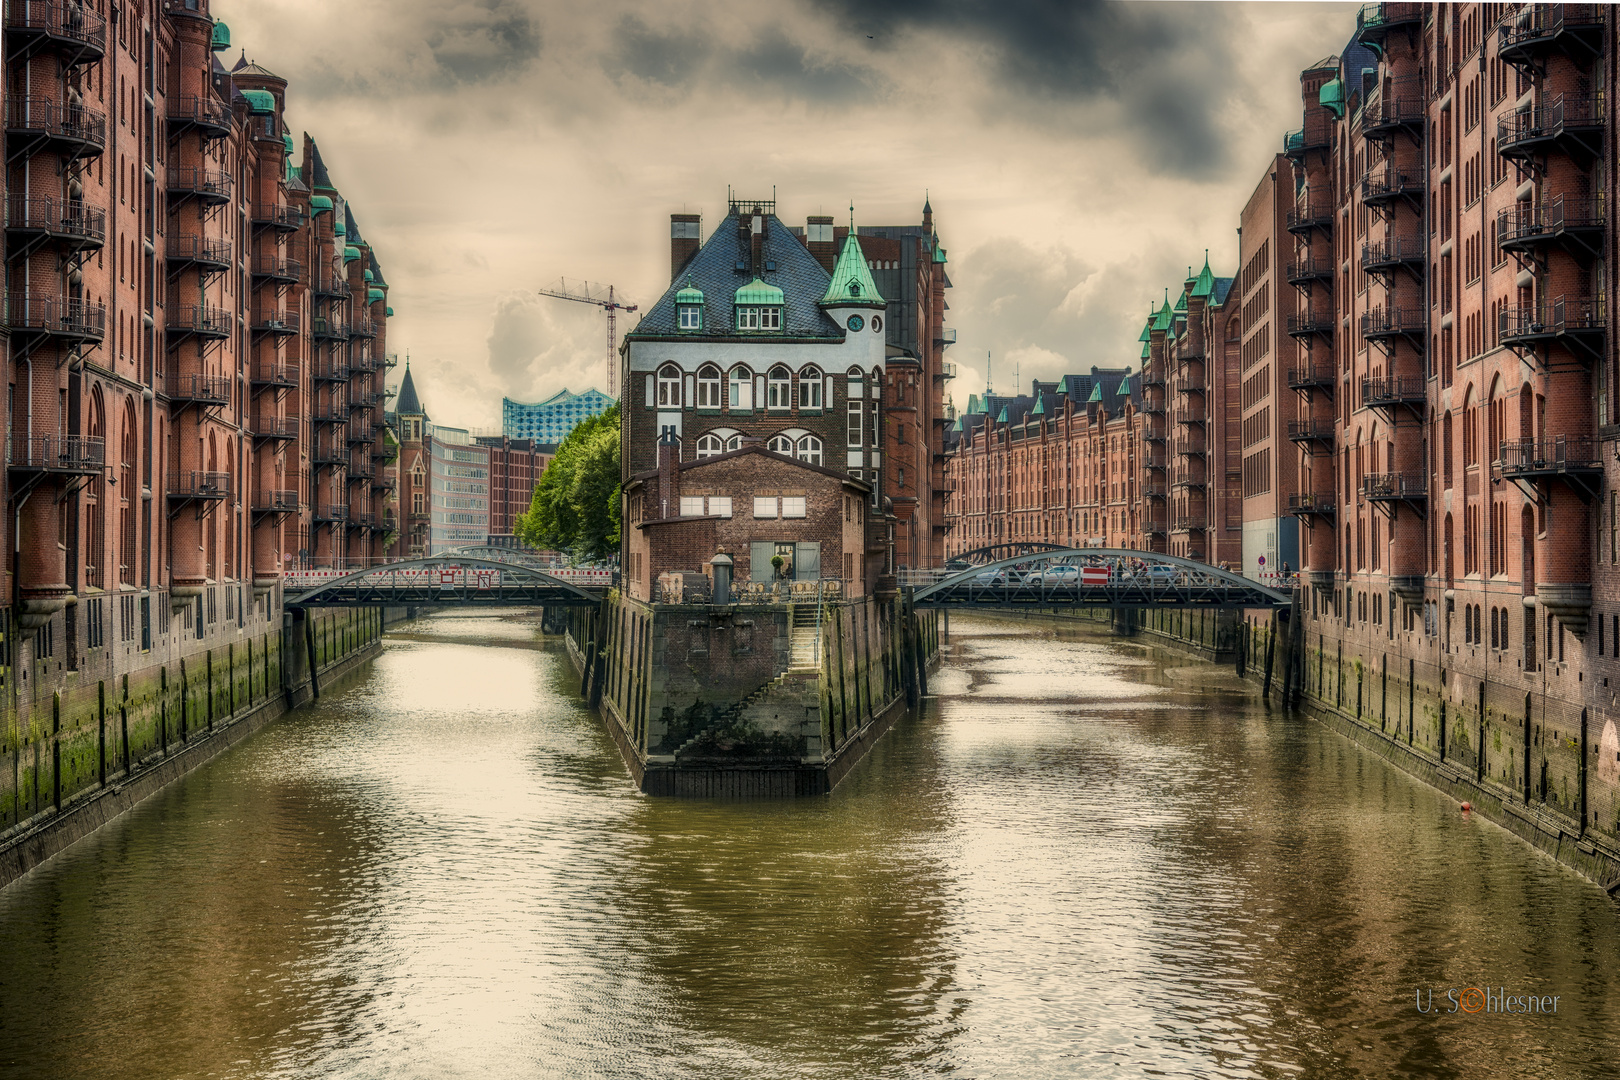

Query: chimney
[[750, 213, 765, 273], [670, 213, 701, 283], [657, 430, 681, 519], [806, 215, 835, 272]]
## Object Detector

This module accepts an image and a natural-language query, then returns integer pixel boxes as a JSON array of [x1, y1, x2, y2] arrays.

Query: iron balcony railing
[[4, 96, 107, 151], [1286, 492, 1336, 516], [1285, 257, 1333, 285], [8, 433, 104, 472], [312, 444, 347, 464], [5, 195, 106, 248], [1361, 235, 1426, 272], [1171, 471, 1207, 489], [251, 254, 303, 282], [253, 309, 300, 335], [311, 406, 349, 425], [1360, 307, 1425, 338], [1361, 80, 1425, 136], [254, 490, 300, 513], [253, 416, 299, 441], [165, 235, 230, 268], [1500, 297, 1606, 341], [348, 426, 377, 445], [168, 471, 230, 499], [314, 277, 351, 299], [1362, 376, 1427, 406], [1361, 472, 1427, 500], [251, 203, 304, 230], [1355, 2, 1425, 40], [1172, 514, 1207, 531], [1283, 126, 1328, 158], [5, 1, 110, 57], [351, 317, 377, 338], [1177, 372, 1206, 393], [167, 303, 232, 337], [1498, 436, 1602, 475], [311, 316, 348, 339], [1499, 5, 1607, 57], [1498, 94, 1605, 156], [935, 327, 957, 346], [1287, 420, 1336, 444], [352, 512, 378, 529], [1286, 311, 1335, 337], [1497, 195, 1604, 249], [1288, 364, 1336, 390], [1361, 167, 1426, 203], [166, 165, 232, 201], [313, 504, 349, 522], [166, 372, 231, 404], [165, 93, 231, 132], [251, 363, 297, 388], [312, 363, 351, 383], [4, 293, 107, 340], [1286, 202, 1333, 233]]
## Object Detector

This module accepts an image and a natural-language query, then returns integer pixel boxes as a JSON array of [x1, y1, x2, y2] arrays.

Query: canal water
[[3, 611, 1619, 1079]]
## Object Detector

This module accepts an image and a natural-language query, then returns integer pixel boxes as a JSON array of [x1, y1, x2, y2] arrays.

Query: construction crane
[[536, 279, 638, 398]]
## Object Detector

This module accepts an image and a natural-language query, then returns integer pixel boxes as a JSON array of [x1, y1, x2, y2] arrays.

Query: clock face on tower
[[847, 315, 865, 332]]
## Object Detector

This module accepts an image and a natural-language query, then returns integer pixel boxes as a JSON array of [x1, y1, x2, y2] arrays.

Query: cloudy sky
[[221, 0, 1356, 430]]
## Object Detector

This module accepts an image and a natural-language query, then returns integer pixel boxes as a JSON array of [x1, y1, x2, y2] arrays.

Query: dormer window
[[678, 305, 702, 330], [735, 305, 781, 331], [734, 277, 784, 332]]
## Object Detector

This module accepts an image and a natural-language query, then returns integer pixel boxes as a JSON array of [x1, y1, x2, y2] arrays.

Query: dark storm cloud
[[804, 0, 1243, 176], [421, 0, 542, 85]]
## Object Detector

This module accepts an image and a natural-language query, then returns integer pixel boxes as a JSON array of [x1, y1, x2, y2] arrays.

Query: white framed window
[[679, 496, 705, 516], [782, 496, 807, 518], [760, 306, 781, 330], [847, 366, 863, 400], [767, 434, 795, 456], [737, 306, 760, 330], [678, 305, 702, 330], [847, 401, 863, 446], [768, 366, 792, 410], [870, 367, 882, 398], [696, 365, 721, 408], [796, 435, 823, 466], [753, 496, 777, 518], [657, 364, 681, 407], [728, 366, 752, 410], [800, 366, 823, 409], [695, 433, 724, 458], [709, 496, 733, 518], [725, 434, 743, 451]]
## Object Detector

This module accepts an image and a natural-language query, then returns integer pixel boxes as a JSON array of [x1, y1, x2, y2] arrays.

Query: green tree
[[515, 403, 621, 562]]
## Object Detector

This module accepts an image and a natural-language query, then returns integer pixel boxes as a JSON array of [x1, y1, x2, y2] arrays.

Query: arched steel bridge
[[283, 556, 607, 609], [912, 548, 1292, 609]]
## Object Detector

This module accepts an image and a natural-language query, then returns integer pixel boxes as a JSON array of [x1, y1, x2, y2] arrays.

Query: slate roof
[[231, 53, 284, 81], [630, 211, 843, 340], [395, 364, 426, 418], [306, 137, 334, 191], [1210, 276, 1235, 306]]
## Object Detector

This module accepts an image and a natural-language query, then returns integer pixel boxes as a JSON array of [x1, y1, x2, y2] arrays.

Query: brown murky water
[[2, 610, 1618, 1079]]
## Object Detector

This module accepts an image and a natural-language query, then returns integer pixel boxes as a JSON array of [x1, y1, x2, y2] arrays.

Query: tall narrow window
[[767, 366, 792, 410], [847, 400, 863, 446], [729, 366, 752, 411], [800, 366, 823, 409], [657, 364, 681, 407], [696, 365, 721, 408]]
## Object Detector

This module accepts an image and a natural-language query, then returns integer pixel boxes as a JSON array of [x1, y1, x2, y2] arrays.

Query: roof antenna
[[986, 350, 992, 396], [849, 200, 855, 233]]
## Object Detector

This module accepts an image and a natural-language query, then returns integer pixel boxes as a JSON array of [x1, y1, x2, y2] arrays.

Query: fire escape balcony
[[382, 352, 400, 368], [1360, 85, 1425, 141], [351, 316, 377, 338], [1288, 363, 1336, 394], [349, 391, 382, 411], [313, 276, 351, 300], [1171, 513, 1207, 533], [1360, 236, 1426, 279], [165, 235, 230, 274], [1140, 400, 1166, 417], [934, 327, 957, 348], [1500, 297, 1605, 362], [167, 471, 230, 501], [4, 1, 109, 67], [1176, 408, 1207, 427], [312, 362, 350, 383], [371, 476, 396, 494], [1498, 5, 1606, 74], [1176, 373, 1205, 394], [250, 363, 297, 390], [311, 406, 348, 427], [1143, 481, 1167, 500], [251, 254, 303, 284], [7, 433, 103, 475], [165, 94, 231, 140], [165, 302, 232, 340], [1143, 450, 1167, 471], [1143, 428, 1166, 445], [311, 442, 347, 466], [312, 504, 348, 524], [1498, 95, 1604, 165], [1140, 367, 1165, 389], [348, 424, 378, 446], [1286, 492, 1337, 518], [1498, 435, 1603, 501], [250, 203, 304, 231], [4, 196, 105, 260], [4, 97, 106, 163], [1287, 419, 1336, 451], [1360, 307, 1425, 347], [1497, 196, 1604, 261], [1354, 2, 1425, 48], [1286, 311, 1335, 341], [164, 372, 231, 406], [165, 165, 231, 206], [251, 416, 299, 444], [251, 309, 299, 337], [351, 511, 377, 529], [1361, 375, 1428, 411], [311, 316, 349, 340], [1361, 472, 1428, 514], [1286, 257, 1333, 288], [1283, 126, 1329, 161], [1361, 167, 1425, 209], [3, 293, 106, 352], [347, 458, 376, 481], [1286, 202, 1333, 236], [252, 489, 300, 517], [1171, 471, 1207, 491]]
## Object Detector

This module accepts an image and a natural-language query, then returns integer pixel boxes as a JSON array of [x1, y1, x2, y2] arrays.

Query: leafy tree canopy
[[514, 403, 621, 563]]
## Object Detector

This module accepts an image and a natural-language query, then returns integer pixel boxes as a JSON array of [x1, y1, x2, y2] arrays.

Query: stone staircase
[[788, 603, 821, 672]]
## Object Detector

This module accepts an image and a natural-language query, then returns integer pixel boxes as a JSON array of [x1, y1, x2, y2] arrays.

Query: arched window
[[725, 434, 743, 451], [797, 434, 823, 466], [657, 364, 681, 408], [696, 365, 721, 408], [119, 398, 136, 585], [768, 434, 795, 456], [86, 391, 106, 589], [768, 366, 792, 410], [800, 366, 823, 409], [696, 433, 724, 458], [729, 366, 752, 411]]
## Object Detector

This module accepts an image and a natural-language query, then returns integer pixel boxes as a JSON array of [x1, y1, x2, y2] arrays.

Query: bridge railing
[[283, 563, 613, 592]]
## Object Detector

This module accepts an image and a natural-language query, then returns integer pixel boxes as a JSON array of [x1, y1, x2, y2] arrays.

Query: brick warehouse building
[[1, 1, 395, 801], [940, 3, 1620, 874]]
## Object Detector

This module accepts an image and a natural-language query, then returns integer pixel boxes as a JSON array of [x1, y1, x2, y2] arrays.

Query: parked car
[[1027, 564, 1080, 584], [974, 568, 1022, 586]]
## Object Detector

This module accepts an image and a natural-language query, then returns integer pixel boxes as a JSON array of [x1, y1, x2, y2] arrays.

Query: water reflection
[[0, 610, 1617, 1079]]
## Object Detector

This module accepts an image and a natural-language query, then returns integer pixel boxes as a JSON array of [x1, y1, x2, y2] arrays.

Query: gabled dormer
[[675, 282, 705, 331], [733, 278, 783, 331]]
